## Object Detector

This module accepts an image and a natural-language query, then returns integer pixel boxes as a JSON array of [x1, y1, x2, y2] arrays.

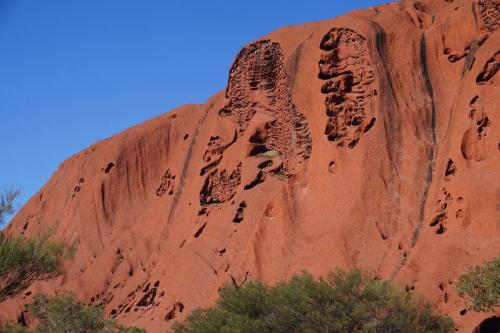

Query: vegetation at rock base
[[0, 294, 145, 333], [457, 256, 500, 312], [0, 188, 74, 300], [0, 322, 30, 333], [173, 269, 454, 333], [0, 189, 141, 332], [0, 234, 67, 302]]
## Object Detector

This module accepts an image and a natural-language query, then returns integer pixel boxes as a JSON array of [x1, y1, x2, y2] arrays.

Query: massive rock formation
[[2, 0, 499, 331]]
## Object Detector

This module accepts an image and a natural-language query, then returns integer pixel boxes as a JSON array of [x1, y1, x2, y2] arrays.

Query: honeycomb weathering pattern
[[478, 0, 499, 33], [218, 39, 312, 177], [200, 164, 241, 206], [318, 28, 376, 148], [199, 40, 313, 211], [476, 50, 500, 84], [219, 40, 278, 133], [155, 169, 175, 197]]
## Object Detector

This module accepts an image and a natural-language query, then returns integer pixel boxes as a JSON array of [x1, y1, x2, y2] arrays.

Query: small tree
[[0, 188, 20, 228], [457, 256, 500, 312], [0, 234, 67, 301], [30, 294, 145, 333], [31, 294, 116, 333], [173, 269, 454, 333]]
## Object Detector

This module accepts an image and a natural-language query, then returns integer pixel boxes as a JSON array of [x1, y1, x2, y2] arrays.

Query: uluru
[[1, 0, 499, 332]]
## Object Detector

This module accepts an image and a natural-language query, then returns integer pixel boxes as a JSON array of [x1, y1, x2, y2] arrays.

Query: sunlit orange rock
[[2, 0, 499, 331]]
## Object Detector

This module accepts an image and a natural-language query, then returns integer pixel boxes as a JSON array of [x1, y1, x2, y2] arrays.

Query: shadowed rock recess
[[2, 0, 499, 332]]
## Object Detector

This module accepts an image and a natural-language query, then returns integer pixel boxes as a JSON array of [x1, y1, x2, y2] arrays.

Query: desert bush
[[31, 294, 116, 333], [457, 256, 500, 312], [0, 234, 66, 301], [173, 269, 454, 333], [0, 322, 31, 333], [0, 294, 145, 333], [30, 294, 145, 333]]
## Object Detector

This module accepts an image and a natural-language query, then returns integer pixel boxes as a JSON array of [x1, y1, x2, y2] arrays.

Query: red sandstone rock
[[1, 0, 499, 331]]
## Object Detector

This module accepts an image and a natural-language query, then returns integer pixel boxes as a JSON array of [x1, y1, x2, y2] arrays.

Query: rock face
[[2, 0, 499, 331]]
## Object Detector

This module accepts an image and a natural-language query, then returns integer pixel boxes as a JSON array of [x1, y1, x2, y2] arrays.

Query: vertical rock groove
[[162, 108, 211, 242], [412, 33, 437, 246]]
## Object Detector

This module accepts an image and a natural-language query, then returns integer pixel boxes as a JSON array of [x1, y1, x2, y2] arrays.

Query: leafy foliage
[[0, 234, 66, 301], [457, 256, 500, 312], [30, 294, 116, 333], [30, 294, 145, 333], [0, 322, 31, 333], [173, 270, 454, 333], [0, 188, 20, 228], [0, 294, 145, 333]]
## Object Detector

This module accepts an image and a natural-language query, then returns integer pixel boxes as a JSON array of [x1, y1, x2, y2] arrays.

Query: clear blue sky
[[0, 0, 383, 218]]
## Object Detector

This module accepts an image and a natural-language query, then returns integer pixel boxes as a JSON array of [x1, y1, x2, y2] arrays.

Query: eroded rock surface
[[1, 0, 499, 332], [318, 28, 377, 148]]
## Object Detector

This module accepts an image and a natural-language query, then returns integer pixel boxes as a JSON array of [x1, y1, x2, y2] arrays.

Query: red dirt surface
[[2, 0, 499, 331]]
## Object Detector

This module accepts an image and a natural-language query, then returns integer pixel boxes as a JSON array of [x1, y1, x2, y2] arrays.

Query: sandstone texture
[[2, 0, 499, 331]]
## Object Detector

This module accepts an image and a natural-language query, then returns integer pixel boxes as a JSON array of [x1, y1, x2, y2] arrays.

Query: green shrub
[[0, 234, 66, 301], [457, 256, 500, 312], [0, 295, 145, 333], [30, 294, 145, 333], [0, 322, 31, 333], [173, 269, 454, 333], [31, 294, 115, 333]]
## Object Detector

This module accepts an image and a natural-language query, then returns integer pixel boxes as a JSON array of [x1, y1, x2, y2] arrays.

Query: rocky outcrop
[[1, 0, 499, 332]]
